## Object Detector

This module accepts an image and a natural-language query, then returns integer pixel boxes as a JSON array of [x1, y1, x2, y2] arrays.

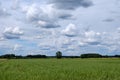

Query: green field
[[0, 58, 120, 80]]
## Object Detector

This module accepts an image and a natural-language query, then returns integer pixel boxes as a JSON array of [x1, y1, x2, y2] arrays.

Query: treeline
[[0, 53, 120, 59], [0, 54, 47, 59], [80, 53, 120, 58]]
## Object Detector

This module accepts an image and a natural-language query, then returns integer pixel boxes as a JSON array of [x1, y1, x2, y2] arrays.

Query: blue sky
[[0, 0, 120, 56]]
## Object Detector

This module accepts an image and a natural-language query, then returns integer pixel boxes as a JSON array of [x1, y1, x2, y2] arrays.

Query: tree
[[56, 51, 62, 59]]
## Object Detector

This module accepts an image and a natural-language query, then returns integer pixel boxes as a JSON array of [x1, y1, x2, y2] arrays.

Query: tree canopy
[[56, 51, 62, 59]]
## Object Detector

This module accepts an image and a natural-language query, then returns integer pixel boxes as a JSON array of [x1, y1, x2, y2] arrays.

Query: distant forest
[[0, 52, 120, 59]]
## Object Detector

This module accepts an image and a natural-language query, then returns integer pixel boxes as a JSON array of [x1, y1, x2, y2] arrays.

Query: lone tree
[[56, 51, 62, 59]]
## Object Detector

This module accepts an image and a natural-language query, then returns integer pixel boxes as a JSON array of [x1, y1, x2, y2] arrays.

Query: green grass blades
[[0, 58, 120, 80]]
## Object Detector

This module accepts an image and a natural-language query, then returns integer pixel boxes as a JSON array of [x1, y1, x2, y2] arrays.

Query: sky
[[0, 0, 120, 56]]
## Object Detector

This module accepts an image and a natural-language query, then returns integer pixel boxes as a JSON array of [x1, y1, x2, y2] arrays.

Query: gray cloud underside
[[3, 27, 24, 39], [49, 0, 93, 10], [103, 18, 115, 22]]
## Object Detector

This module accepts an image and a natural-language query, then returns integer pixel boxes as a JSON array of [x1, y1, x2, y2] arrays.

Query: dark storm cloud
[[49, 0, 93, 10]]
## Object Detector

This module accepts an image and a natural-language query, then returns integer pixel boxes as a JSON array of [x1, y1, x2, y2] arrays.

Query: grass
[[0, 58, 120, 80]]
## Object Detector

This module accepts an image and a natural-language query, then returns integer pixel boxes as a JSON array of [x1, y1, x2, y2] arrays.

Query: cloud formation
[[62, 23, 78, 37], [82, 30, 101, 45], [0, 37, 4, 41], [103, 18, 114, 22], [37, 20, 60, 28], [49, 0, 93, 10], [0, 2, 10, 17], [11, 0, 20, 10], [3, 27, 24, 39], [0, 0, 120, 55], [23, 4, 67, 28]]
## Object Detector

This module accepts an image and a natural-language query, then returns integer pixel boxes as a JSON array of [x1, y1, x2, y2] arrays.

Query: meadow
[[0, 58, 120, 80]]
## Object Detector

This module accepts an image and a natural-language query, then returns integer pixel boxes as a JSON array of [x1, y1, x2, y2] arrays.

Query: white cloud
[[21, 3, 74, 29], [62, 23, 78, 37], [100, 29, 120, 53], [13, 44, 22, 51], [25, 4, 42, 22], [83, 30, 101, 44], [77, 30, 102, 46], [84, 30, 101, 38], [0, 0, 120, 55], [3, 27, 24, 39], [22, 4, 61, 28]]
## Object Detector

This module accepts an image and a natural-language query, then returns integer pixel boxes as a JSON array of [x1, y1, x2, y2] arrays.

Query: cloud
[[78, 30, 102, 46], [117, 27, 120, 33], [11, 0, 20, 10], [116, 0, 120, 5], [84, 30, 101, 45], [3, 27, 24, 39], [24, 4, 43, 22], [39, 4, 73, 20], [49, 0, 93, 10], [22, 4, 75, 29], [62, 38, 72, 45], [103, 18, 114, 22], [1, 0, 120, 55], [23, 4, 61, 28], [35, 35, 44, 39], [38, 43, 55, 50], [0, 37, 4, 41], [84, 30, 101, 38], [13, 44, 22, 51], [0, 2, 10, 17], [62, 23, 78, 37], [100, 29, 120, 52], [58, 13, 72, 19], [37, 20, 60, 28]]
